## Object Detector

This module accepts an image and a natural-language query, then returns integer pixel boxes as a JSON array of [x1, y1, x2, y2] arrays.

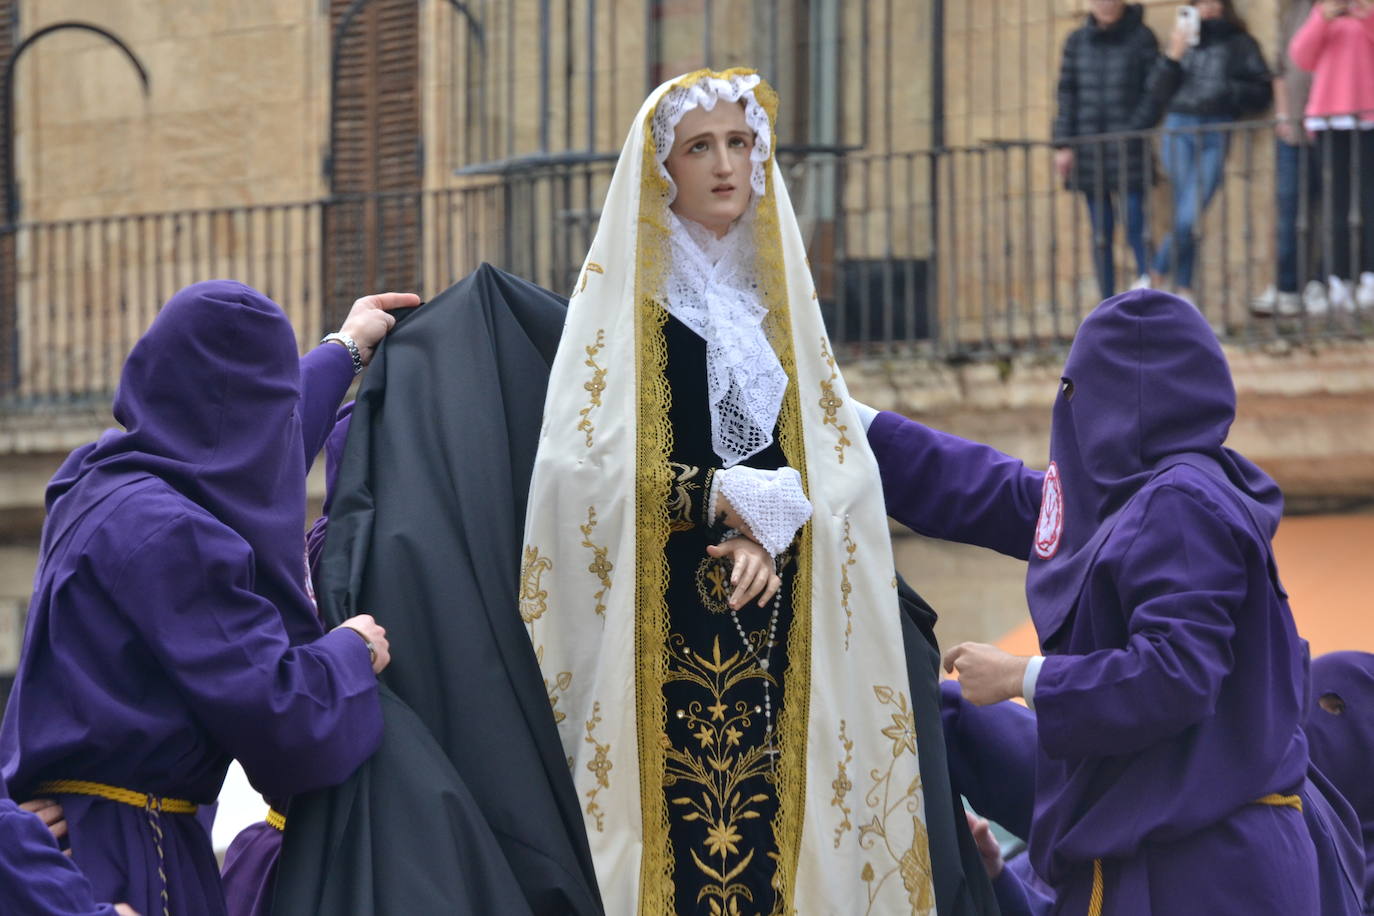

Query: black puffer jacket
[[1053, 4, 1163, 192], [1146, 19, 1272, 118]]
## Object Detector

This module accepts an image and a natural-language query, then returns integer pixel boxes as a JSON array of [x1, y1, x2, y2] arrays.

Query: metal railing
[[2, 117, 1371, 409]]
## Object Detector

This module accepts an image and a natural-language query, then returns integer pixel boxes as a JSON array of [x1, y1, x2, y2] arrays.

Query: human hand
[[1054, 148, 1074, 181], [1321, 0, 1349, 19], [966, 811, 1005, 879], [1167, 24, 1191, 61], [20, 798, 67, 844], [335, 293, 421, 366], [941, 643, 1029, 706], [114, 906, 141, 916], [1275, 118, 1300, 145], [706, 538, 781, 610], [337, 614, 391, 674]]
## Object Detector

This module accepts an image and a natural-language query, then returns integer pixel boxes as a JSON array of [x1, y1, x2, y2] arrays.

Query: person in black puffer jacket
[[1146, 0, 1272, 302], [1053, 0, 1164, 298]]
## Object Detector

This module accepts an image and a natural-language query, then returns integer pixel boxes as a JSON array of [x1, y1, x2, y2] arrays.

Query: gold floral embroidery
[[665, 636, 778, 915], [519, 545, 553, 624], [577, 330, 608, 448], [860, 686, 934, 915], [579, 507, 613, 617], [841, 517, 857, 651], [584, 701, 612, 831], [667, 461, 701, 531], [577, 261, 605, 294], [832, 720, 855, 848], [818, 338, 852, 464], [694, 555, 733, 615]]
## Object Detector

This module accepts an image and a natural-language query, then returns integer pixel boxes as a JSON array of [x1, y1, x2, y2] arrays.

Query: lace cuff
[[714, 465, 813, 557]]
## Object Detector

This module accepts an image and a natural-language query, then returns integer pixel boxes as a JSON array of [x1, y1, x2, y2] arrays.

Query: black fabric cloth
[[659, 314, 795, 914], [896, 579, 1003, 916], [272, 264, 603, 916], [1053, 4, 1162, 192], [1146, 19, 1273, 119]]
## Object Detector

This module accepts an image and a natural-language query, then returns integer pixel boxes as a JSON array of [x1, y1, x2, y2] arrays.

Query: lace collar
[[662, 212, 787, 467]]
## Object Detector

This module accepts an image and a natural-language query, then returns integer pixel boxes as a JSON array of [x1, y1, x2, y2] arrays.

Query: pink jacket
[[1289, 3, 1374, 123]]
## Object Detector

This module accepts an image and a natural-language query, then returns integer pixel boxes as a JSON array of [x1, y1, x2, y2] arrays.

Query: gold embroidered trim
[[819, 338, 852, 464], [584, 701, 612, 832], [832, 720, 855, 848], [841, 517, 857, 651], [860, 686, 934, 915], [635, 93, 677, 909], [576, 330, 608, 449], [535, 645, 574, 726], [579, 507, 613, 617]]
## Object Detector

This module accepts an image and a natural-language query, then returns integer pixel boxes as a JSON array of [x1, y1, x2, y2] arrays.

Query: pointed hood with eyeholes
[[1025, 290, 1283, 646], [42, 280, 320, 644], [1307, 651, 1374, 904]]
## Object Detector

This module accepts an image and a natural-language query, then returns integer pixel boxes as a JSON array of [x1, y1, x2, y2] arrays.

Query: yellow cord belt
[[1086, 792, 1303, 916], [266, 807, 287, 831], [34, 779, 200, 916]]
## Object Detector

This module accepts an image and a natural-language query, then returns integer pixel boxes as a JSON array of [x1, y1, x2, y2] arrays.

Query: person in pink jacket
[[1289, 0, 1374, 310]]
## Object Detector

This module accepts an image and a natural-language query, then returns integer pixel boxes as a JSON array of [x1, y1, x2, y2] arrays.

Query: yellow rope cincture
[[266, 807, 287, 831], [1254, 793, 1303, 812], [33, 779, 198, 814], [1088, 859, 1104, 916], [35, 779, 197, 916]]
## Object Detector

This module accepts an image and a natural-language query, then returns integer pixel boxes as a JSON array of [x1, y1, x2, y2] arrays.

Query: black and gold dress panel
[[660, 314, 796, 916]]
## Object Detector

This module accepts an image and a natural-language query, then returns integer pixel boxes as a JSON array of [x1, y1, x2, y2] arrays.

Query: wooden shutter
[[324, 0, 422, 327]]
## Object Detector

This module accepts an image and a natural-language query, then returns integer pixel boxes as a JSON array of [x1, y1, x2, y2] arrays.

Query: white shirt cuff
[[853, 400, 879, 431], [1022, 655, 1046, 710]]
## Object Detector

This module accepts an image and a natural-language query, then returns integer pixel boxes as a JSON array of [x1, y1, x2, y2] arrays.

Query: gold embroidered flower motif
[[705, 820, 744, 857], [583, 701, 612, 832], [519, 545, 553, 624], [841, 517, 858, 650], [832, 720, 855, 848], [819, 338, 853, 463], [576, 330, 607, 448], [861, 686, 934, 915], [579, 507, 613, 617]]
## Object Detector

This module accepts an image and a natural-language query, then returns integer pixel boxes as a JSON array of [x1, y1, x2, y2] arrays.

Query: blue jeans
[[1153, 113, 1231, 290], [1276, 139, 1321, 293], [1083, 190, 1149, 299]]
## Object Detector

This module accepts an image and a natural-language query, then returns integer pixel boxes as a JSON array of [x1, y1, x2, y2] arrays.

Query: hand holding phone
[[1176, 5, 1201, 45]]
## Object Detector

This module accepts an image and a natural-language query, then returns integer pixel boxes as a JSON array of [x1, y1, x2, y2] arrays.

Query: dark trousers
[[1083, 190, 1148, 300], [1275, 139, 1322, 293], [1315, 129, 1374, 281]]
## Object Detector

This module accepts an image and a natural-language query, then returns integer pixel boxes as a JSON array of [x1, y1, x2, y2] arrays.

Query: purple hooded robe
[[1308, 652, 1374, 913], [0, 779, 122, 916], [869, 291, 1320, 914], [0, 281, 383, 916], [221, 402, 355, 916]]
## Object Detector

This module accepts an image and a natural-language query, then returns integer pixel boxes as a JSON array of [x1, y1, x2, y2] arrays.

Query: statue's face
[[664, 100, 756, 237]]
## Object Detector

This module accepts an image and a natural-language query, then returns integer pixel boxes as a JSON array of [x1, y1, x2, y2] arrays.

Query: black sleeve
[[1127, 30, 1168, 130], [1052, 34, 1079, 145], [1141, 53, 1184, 121], [1228, 35, 1274, 116]]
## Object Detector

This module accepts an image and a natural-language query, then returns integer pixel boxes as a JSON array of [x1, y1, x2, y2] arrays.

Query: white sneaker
[[1250, 285, 1302, 316], [1329, 276, 1357, 313], [1131, 275, 1152, 290], [1357, 272, 1374, 310], [1303, 280, 1330, 315]]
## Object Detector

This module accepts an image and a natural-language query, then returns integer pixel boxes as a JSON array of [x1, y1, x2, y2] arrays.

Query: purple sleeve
[[114, 514, 383, 798], [1034, 486, 1244, 760], [298, 344, 355, 471], [0, 802, 120, 915], [867, 410, 1044, 559]]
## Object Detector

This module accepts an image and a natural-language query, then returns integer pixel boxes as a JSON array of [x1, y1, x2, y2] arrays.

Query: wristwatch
[[321, 332, 363, 375]]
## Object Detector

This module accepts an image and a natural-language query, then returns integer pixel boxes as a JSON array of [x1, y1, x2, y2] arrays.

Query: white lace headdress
[[651, 72, 786, 468]]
